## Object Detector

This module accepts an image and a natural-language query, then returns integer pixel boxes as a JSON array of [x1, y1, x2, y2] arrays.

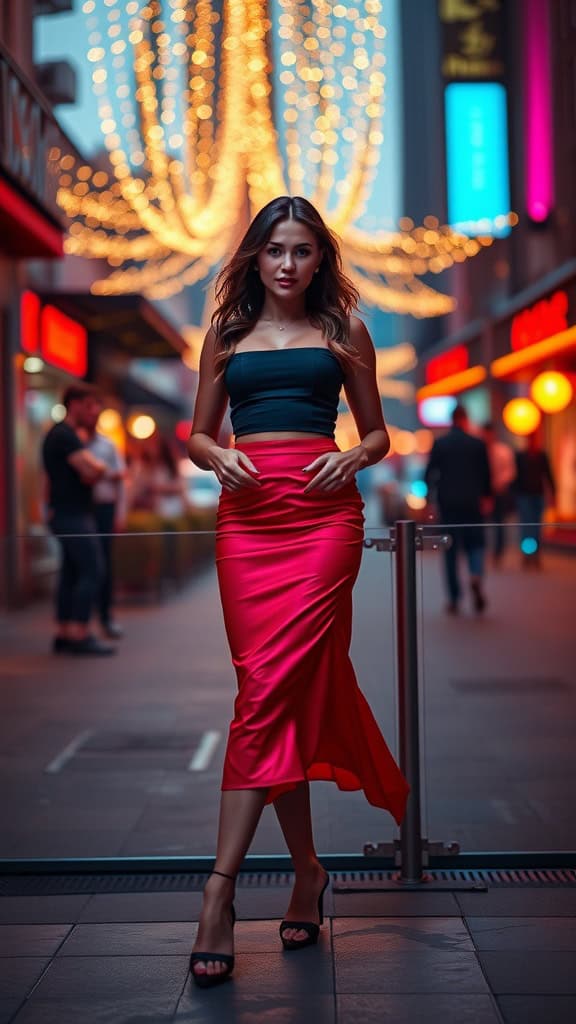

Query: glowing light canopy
[[55, 0, 511, 318]]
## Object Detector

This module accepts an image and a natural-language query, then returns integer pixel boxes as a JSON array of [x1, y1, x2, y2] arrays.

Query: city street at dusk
[[1, 0, 576, 1021]]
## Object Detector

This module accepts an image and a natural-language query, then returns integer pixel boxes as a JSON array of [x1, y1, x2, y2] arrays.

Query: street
[[1, 529, 574, 862]]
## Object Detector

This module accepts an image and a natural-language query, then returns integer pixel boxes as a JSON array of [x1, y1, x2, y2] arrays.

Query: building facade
[[403, 0, 576, 536]]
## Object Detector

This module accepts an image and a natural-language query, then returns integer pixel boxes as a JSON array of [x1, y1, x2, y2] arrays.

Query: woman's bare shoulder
[[348, 315, 374, 352]]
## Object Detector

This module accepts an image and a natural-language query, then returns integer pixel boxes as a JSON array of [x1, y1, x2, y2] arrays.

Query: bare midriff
[[236, 431, 326, 441]]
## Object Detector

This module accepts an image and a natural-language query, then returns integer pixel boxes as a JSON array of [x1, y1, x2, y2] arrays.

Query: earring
[[314, 266, 320, 274]]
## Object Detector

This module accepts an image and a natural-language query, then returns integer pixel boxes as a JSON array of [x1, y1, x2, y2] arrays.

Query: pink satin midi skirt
[[215, 438, 410, 825]]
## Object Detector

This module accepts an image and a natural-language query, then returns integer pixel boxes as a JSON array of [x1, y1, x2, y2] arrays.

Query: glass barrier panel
[[417, 519, 576, 855], [0, 515, 400, 862]]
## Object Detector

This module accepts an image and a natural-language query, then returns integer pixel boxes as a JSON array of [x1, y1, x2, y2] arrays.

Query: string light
[[57, 1, 514, 313]]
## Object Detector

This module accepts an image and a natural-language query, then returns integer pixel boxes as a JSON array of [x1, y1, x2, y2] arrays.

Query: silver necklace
[[262, 317, 305, 332]]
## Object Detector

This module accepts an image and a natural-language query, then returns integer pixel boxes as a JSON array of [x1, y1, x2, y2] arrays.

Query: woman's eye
[[267, 247, 280, 255]]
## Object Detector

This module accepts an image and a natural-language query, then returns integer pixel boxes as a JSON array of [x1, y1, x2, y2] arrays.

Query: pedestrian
[[83, 421, 126, 639], [149, 437, 189, 520], [186, 195, 409, 987], [482, 421, 517, 565], [425, 404, 492, 614], [41, 383, 116, 656], [513, 431, 556, 568]]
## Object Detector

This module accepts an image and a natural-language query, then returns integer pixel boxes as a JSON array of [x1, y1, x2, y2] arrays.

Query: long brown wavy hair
[[211, 196, 363, 378]]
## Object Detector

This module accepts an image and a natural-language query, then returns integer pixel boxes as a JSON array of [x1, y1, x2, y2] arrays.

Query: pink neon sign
[[524, 0, 554, 222]]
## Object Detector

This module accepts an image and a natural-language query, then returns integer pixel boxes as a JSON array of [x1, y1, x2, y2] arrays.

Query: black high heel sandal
[[189, 869, 237, 988], [279, 870, 330, 951]]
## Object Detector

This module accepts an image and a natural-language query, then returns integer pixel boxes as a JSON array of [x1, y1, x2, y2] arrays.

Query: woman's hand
[[302, 446, 369, 493], [208, 448, 261, 491]]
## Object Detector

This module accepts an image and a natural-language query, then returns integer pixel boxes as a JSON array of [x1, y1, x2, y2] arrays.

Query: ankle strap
[[211, 869, 236, 881]]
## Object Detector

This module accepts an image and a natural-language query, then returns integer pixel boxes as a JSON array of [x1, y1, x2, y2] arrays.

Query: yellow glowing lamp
[[98, 408, 122, 433], [530, 371, 573, 413], [502, 398, 541, 436], [127, 413, 156, 440]]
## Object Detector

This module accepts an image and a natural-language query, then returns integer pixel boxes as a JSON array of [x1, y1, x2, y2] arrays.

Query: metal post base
[[354, 838, 486, 889]]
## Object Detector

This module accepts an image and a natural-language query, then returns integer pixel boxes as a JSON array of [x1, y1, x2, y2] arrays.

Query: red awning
[[0, 175, 63, 259]]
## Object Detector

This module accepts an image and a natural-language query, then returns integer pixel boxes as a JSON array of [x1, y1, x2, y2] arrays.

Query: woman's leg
[[191, 787, 268, 978], [273, 782, 328, 942]]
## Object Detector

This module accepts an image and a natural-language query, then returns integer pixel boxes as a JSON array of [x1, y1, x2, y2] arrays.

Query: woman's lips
[[277, 278, 297, 287]]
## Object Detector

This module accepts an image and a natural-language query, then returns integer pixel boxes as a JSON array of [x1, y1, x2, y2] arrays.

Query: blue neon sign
[[445, 82, 510, 237]]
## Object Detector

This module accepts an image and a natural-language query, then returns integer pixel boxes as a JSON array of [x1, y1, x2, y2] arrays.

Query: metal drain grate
[[331, 868, 576, 890], [1, 867, 575, 898]]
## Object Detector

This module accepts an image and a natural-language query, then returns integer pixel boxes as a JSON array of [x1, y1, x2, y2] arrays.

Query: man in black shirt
[[42, 383, 116, 655], [425, 404, 493, 614]]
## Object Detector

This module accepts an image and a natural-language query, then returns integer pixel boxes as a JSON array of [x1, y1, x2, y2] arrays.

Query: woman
[[187, 195, 409, 988]]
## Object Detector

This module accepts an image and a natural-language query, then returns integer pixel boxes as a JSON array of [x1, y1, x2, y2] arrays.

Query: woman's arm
[[187, 327, 230, 470], [343, 315, 390, 465], [187, 327, 260, 489]]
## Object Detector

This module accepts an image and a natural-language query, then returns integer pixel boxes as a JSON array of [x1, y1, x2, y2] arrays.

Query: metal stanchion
[[343, 520, 485, 893], [395, 520, 425, 885]]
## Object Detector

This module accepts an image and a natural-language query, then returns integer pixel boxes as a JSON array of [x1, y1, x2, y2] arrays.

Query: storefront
[[0, 41, 72, 605], [417, 266, 576, 542], [11, 289, 190, 603], [0, 39, 193, 604]]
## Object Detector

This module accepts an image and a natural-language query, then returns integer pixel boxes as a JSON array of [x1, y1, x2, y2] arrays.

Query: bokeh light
[[502, 398, 542, 436], [127, 413, 156, 439], [530, 371, 573, 413]]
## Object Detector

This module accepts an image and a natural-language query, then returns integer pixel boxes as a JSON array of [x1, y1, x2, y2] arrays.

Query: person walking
[[84, 423, 126, 639], [42, 383, 116, 655], [482, 421, 516, 565], [425, 404, 492, 614], [514, 432, 556, 568], [187, 195, 409, 987]]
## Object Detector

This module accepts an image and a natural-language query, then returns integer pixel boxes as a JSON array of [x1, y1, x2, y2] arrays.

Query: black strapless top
[[223, 347, 345, 438]]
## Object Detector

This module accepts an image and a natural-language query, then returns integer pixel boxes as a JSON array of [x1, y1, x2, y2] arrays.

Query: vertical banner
[[438, 0, 510, 236]]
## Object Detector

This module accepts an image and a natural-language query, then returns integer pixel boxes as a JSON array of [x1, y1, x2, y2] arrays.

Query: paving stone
[[332, 916, 474, 952], [25, 954, 187, 1001], [0, 897, 91, 925], [467, 917, 576, 950], [78, 892, 203, 923], [458, 890, 576, 918], [187, 949, 334, 996], [57, 921, 197, 956], [10, 999, 178, 1023], [479, 951, 576, 994], [0, 958, 50, 1000], [497, 994, 576, 1024], [0, 1001, 24, 1024], [174, 992, 336, 1023], [0, 924, 72, 957], [334, 948, 489, 995], [337, 993, 502, 1023], [332, 892, 462, 917]]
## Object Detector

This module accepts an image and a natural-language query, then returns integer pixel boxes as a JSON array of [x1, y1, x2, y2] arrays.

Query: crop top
[[224, 347, 345, 438]]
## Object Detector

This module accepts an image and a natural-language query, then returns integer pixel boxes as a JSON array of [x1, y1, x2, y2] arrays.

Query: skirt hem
[[222, 766, 409, 826]]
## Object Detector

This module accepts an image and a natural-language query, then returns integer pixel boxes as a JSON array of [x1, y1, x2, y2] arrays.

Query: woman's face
[[256, 218, 322, 300]]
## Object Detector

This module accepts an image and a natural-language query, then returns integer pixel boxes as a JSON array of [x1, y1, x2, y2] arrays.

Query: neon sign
[[511, 291, 569, 352], [425, 345, 469, 384]]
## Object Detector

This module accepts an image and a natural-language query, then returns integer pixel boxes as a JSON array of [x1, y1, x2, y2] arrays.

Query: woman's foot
[[281, 860, 329, 943], [190, 872, 235, 982]]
